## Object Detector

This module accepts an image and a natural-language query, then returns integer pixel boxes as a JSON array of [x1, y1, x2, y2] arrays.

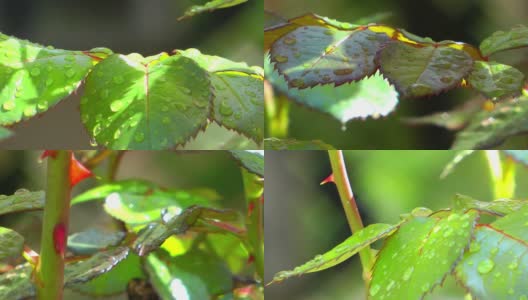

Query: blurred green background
[[265, 150, 528, 299], [0, 150, 247, 299], [265, 0, 528, 149], [0, 0, 262, 149]]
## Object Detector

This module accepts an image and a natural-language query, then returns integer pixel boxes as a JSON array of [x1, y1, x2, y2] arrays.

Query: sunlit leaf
[[178, 0, 248, 20], [453, 194, 528, 216], [452, 96, 528, 149], [455, 206, 528, 299], [69, 251, 145, 297], [480, 25, 528, 56], [504, 150, 528, 167], [0, 227, 24, 260], [264, 138, 335, 150], [378, 41, 474, 97], [133, 206, 240, 256], [468, 61, 525, 98], [64, 247, 129, 285], [71, 179, 156, 205], [269, 26, 390, 89], [270, 223, 397, 285], [80, 53, 212, 150], [369, 210, 478, 299], [229, 150, 264, 177], [176, 49, 264, 143], [265, 56, 398, 123], [0, 189, 44, 216], [0, 264, 34, 300], [67, 228, 126, 255], [145, 249, 233, 300], [0, 32, 99, 125]]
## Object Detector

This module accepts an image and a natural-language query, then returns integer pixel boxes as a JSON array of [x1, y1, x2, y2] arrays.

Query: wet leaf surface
[[67, 228, 126, 255], [229, 150, 264, 177], [64, 246, 129, 285], [0, 227, 24, 260], [453, 194, 528, 216], [480, 25, 528, 56], [468, 61, 525, 98], [178, 0, 248, 20], [0, 264, 34, 300], [0, 189, 44, 216]]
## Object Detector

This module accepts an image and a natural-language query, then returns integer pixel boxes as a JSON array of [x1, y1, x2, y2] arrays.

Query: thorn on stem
[[320, 173, 335, 185]]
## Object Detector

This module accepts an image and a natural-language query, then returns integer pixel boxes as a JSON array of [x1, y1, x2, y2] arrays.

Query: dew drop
[[23, 106, 36, 117], [369, 284, 380, 296], [30, 68, 41, 77], [193, 98, 208, 108], [65, 69, 75, 78], [110, 100, 124, 112], [341, 124, 347, 131], [2, 100, 15, 111], [402, 266, 414, 281], [134, 132, 145, 143], [477, 259, 494, 274], [93, 123, 102, 136], [275, 55, 289, 63], [113, 129, 121, 139], [162, 116, 170, 124], [37, 101, 48, 111], [46, 78, 54, 86], [469, 242, 480, 253], [386, 280, 395, 291], [113, 75, 124, 84], [180, 87, 191, 95], [508, 260, 519, 270], [89, 137, 98, 147], [219, 101, 233, 116], [421, 283, 430, 292], [443, 228, 453, 237], [333, 68, 353, 76]]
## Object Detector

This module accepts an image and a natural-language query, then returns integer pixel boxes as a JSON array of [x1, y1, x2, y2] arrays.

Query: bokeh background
[[265, 150, 528, 299], [264, 0, 528, 149], [0, 0, 262, 149], [0, 150, 247, 299]]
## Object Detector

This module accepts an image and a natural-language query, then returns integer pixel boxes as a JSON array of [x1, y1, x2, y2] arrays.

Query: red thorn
[[248, 201, 255, 216], [247, 254, 255, 265], [320, 173, 335, 185], [40, 150, 58, 160], [70, 153, 93, 187], [53, 223, 67, 257]]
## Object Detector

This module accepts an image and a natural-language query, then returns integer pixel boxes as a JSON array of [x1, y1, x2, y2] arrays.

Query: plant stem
[[327, 150, 374, 284], [36, 151, 71, 300], [241, 169, 264, 280], [484, 150, 515, 199], [265, 80, 289, 138]]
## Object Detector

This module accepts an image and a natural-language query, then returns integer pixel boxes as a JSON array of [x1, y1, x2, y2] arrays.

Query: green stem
[[265, 81, 289, 138], [484, 150, 516, 199], [241, 169, 264, 280], [327, 150, 374, 284], [36, 151, 71, 300]]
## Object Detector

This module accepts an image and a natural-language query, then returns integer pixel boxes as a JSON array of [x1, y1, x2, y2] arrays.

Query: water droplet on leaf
[[477, 259, 494, 274]]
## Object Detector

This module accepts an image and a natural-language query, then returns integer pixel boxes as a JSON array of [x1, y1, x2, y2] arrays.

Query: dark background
[[265, 0, 528, 149], [0, 0, 262, 149]]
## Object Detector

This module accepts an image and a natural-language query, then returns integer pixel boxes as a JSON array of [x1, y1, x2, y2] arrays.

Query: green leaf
[[0, 227, 24, 260], [452, 96, 528, 149], [69, 251, 145, 297], [265, 56, 398, 123], [176, 49, 264, 143], [440, 150, 475, 178], [403, 99, 484, 131], [504, 150, 528, 167], [0, 264, 34, 300], [178, 0, 248, 20], [0, 127, 13, 140], [0, 32, 96, 125], [453, 194, 528, 216], [369, 210, 478, 299], [378, 42, 474, 97], [64, 247, 129, 286], [80, 53, 212, 150], [270, 223, 397, 285], [0, 189, 44, 216], [133, 206, 240, 256], [229, 150, 264, 177], [468, 61, 525, 98], [264, 138, 336, 150], [145, 250, 233, 300], [72, 179, 213, 226], [67, 228, 126, 255], [480, 25, 528, 56], [455, 206, 528, 299], [269, 26, 391, 88]]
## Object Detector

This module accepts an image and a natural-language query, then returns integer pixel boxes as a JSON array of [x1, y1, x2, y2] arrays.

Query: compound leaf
[[67, 228, 126, 255], [229, 150, 264, 177], [178, 0, 248, 20], [452, 96, 528, 149], [0, 32, 99, 125], [265, 56, 398, 123], [0, 189, 44, 216], [369, 210, 478, 299], [176, 49, 264, 143], [270, 26, 391, 89], [80, 53, 212, 150], [269, 223, 397, 285], [145, 249, 233, 300], [455, 206, 528, 299], [0, 227, 24, 260], [480, 25, 528, 56], [378, 42, 474, 98], [264, 138, 335, 150], [64, 247, 130, 286], [468, 61, 525, 98], [0, 264, 34, 300]]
